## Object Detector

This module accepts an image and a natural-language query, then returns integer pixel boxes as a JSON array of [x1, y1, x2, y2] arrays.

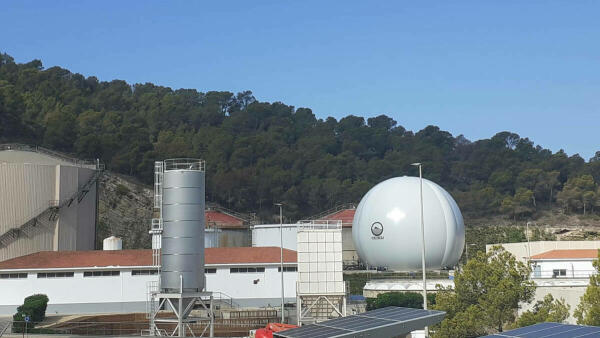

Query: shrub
[[12, 294, 49, 333], [115, 184, 130, 197]]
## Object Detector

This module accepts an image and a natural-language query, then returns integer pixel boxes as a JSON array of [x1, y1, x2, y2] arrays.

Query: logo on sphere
[[371, 222, 383, 236]]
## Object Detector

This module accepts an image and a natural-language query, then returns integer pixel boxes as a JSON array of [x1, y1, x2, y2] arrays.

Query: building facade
[[0, 146, 100, 261], [488, 242, 600, 324], [0, 247, 298, 316]]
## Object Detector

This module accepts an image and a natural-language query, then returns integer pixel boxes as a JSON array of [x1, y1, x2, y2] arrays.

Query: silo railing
[[163, 158, 205, 171]]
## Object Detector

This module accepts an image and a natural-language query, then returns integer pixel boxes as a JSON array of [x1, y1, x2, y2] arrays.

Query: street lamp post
[[411, 162, 428, 337], [465, 243, 477, 262], [275, 203, 285, 323]]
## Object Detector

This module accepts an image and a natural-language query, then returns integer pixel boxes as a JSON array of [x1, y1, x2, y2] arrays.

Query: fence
[[531, 269, 596, 279], [8, 320, 272, 337]]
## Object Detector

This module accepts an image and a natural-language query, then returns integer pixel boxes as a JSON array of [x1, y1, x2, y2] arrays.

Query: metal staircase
[[0, 162, 104, 249], [0, 321, 10, 337]]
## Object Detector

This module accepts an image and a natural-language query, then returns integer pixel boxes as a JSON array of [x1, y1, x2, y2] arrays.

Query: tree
[[1, 51, 599, 222], [433, 246, 535, 337], [501, 188, 535, 220], [514, 294, 570, 328], [557, 175, 597, 214], [12, 294, 49, 333], [574, 250, 600, 325]]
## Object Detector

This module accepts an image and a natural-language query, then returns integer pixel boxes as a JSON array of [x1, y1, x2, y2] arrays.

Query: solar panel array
[[274, 306, 446, 338], [483, 322, 600, 337]]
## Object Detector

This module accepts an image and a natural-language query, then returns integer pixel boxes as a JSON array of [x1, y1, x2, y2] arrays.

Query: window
[[278, 267, 298, 272], [205, 268, 216, 274], [132, 269, 159, 276], [230, 267, 265, 273], [83, 271, 120, 277], [37, 272, 74, 278], [553, 269, 567, 278], [0, 273, 27, 279]]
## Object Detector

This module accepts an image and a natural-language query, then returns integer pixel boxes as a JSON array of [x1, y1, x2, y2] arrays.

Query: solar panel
[[274, 306, 446, 338], [481, 322, 600, 337]]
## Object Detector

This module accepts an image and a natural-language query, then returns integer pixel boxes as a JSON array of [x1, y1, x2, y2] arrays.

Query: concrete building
[[319, 206, 358, 265], [523, 249, 598, 324], [252, 204, 359, 266], [205, 206, 254, 247], [0, 247, 298, 316], [486, 240, 600, 264], [0, 145, 101, 261], [362, 279, 455, 298], [488, 242, 600, 324], [251, 224, 301, 250]]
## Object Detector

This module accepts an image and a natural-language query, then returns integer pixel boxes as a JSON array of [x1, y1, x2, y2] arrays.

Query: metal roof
[[274, 306, 445, 338], [482, 322, 600, 337]]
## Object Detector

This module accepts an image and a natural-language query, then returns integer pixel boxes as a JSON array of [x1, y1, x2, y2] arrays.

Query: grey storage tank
[[160, 159, 206, 292]]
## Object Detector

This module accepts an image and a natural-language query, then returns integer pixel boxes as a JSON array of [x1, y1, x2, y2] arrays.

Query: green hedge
[[366, 292, 436, 311]]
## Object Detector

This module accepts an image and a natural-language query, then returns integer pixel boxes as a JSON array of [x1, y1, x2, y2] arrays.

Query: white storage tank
[[102, 236, 123, 251], [352, 176, 465, 270]]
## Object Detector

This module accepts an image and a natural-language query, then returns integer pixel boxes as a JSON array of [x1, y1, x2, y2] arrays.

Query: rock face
[[97, 172, 153, 249]]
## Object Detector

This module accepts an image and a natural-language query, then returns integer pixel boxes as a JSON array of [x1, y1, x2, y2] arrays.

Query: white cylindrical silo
[[103, 236, 123, 250], [160, 159, 206, 292]]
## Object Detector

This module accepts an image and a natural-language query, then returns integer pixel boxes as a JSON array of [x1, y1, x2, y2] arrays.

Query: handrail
[[212, 291, 241, 308], [297, 219, 343, 229], [0, 143, 99, 169], [0, 321, 10, 337], [305, 203, 356, 221], [163, 158, 205, 172], [531, 269, 597, 279], [206, 203, 256, 224]]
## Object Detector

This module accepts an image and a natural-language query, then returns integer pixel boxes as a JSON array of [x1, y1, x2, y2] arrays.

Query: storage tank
[[352, 176, 465, 270], [160, 159, 206, 292], [102, 236, 122, 250]]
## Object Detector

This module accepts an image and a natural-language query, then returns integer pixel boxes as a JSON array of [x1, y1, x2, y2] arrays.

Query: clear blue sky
[[1, 1, 598, 159]]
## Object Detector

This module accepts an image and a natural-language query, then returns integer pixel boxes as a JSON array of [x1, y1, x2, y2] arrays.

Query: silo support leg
[[210, 295, 214, 338]]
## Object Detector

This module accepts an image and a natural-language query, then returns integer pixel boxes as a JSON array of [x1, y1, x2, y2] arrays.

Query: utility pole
[[275, 203, 285, 323]]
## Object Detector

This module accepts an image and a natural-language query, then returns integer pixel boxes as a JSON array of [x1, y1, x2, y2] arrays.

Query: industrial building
[[251, 204, 359, 267], [489, 241, 600, 324], [0, 246, 298, 316], [205, 205, 254, 247], [0, 144, 101, 262]]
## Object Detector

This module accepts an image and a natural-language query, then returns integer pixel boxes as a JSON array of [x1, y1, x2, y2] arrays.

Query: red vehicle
[[253, 323, 298, 338]]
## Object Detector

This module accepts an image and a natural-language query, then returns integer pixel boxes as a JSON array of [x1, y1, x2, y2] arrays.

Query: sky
[[1, 1, 598, 159]]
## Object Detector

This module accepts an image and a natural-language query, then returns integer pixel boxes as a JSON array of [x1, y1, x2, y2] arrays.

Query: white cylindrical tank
[[103, 236, 123, 251], [352, 176, 465, 270]]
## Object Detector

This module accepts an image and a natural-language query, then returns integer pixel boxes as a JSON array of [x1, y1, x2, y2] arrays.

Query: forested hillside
[[1, 53, 599, 221]]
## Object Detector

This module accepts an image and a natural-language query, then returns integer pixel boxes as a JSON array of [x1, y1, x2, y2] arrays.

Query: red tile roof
[[0, 247, 297, 270], [530, 249, 600, 260], [322, 209, 356, 227], [205, 210, 246, 229]]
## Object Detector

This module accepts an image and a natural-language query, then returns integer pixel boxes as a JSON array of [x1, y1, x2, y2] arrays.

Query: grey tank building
[[160, 160, 206, 292], [0, 144, 102, 261]]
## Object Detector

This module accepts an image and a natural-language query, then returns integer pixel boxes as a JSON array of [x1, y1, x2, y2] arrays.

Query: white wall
[[0, 263, 298, 315], [252, 224, 299, 250], [532, 260, 595, 279], [205, 264, 297, 304], [0, 163, 57, 261], [0, 268, 155, 315], [521, 283, 588, 324], [0, 152, 97, 261]]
